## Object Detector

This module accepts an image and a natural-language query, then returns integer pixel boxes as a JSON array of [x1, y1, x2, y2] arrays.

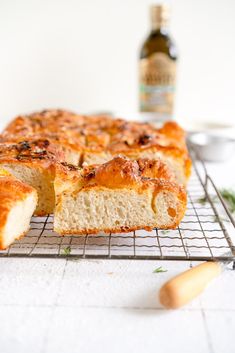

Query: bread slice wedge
[[0, 139, 60, 215], [54, 157, 187, 234], [0, 168, 37, 249]]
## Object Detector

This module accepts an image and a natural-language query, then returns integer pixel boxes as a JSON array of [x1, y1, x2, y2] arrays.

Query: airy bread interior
[[2, 163, 55, 215], [54, 187, 185, 234], [0, 168, 37, 249], [1, 193, 36, 249]]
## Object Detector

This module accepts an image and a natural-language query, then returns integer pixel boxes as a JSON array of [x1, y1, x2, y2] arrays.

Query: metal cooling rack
[[0, 146, 235, 261]]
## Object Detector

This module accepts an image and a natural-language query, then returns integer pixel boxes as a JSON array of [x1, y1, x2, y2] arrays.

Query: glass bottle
[[139, 4, 178, 120]]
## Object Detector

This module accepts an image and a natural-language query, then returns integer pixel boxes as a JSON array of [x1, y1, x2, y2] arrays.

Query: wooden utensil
[[159, 259, 233, 309]]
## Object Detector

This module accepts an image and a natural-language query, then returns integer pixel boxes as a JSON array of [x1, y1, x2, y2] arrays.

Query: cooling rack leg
[[232, 261, 235, 271]]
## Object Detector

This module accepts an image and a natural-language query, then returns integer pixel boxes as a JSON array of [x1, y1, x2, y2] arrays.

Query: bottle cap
[[150, 4, 170, 29]]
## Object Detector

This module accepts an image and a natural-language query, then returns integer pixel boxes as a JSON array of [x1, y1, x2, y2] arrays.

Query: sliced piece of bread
[[0, 168, 37, 249], [0, 139, 59, 215], [54, 157, 187, 234], [2, 161, 55, 215]]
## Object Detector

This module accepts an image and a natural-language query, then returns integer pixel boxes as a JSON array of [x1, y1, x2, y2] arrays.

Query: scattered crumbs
[[63, 246, 71, 256], [71, 258, 80, 262], [107, 272, 114, 275], [153, 266, 167, 273]]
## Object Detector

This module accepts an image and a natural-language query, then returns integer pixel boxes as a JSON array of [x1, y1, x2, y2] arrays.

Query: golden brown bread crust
[[0, 139, 63, 183], [0, 169, 37, 249], [56, 222, 174, 235], [0, 139, 64, 162], [0, 138, 80, 176], [2, 109, 191, 183], [55, 158, 186, 202], [55, 156, 177, 191], [85, 157, 178, 189], [54, 157, 187, 233], [3, 109, 84, 136], [0, 134, 82, 165], [137, 158, 176, 182], [64, 157, 185, 194]]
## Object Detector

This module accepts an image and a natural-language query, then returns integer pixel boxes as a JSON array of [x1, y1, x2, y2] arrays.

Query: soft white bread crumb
[[1, 193, 37, 249], [0, 169, 37, 249], [2, 163, 54, 215], [54, 187, 186, 234]]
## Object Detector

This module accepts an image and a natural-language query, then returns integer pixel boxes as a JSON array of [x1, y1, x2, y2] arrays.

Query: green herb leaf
[[63, 246, 71, 256], [198, 195, 218, 205], [161, 230, 170, 235], [153, 266, 167, 273], [198, 196, 207, 205], [220, 189, 235, 213]]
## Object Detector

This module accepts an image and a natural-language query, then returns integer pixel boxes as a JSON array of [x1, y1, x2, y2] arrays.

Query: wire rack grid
[[0, 146, 235, 261]]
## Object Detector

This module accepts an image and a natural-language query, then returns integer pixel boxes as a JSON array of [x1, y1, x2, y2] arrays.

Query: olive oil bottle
[[139, 4, 177, 119]]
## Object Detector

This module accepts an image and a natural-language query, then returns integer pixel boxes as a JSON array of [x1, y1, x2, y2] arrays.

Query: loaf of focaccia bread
[[0, 168, 37, 249], [0, 138, 179, 218], [2, 109, 191, 185], [54, 157, 187, 234]]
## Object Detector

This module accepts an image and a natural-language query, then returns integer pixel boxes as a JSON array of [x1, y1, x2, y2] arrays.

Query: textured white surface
[[0, 160, 235, 353], [0, 257, 235, 353]]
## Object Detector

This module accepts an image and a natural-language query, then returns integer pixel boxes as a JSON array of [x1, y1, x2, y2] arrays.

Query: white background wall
[[0, 0, 235, 129]]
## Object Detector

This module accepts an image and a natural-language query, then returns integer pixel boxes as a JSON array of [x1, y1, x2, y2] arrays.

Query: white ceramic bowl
[[188, 133, 235, 162]]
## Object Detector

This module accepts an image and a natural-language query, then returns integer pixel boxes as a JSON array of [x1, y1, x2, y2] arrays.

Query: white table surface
[[0, 159, 235, 353]]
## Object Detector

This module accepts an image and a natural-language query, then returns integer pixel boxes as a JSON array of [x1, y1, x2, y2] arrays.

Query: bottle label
[[139, 53, 176, 114]]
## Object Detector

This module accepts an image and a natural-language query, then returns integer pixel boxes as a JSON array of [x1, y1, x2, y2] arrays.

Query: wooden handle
[[159, 262, 222, 309]]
